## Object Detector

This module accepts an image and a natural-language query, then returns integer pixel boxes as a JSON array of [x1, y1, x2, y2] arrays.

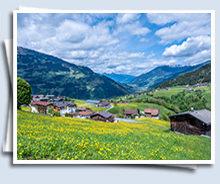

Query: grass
[[72, 99, 108, 112], [152, 87, 184, 98], [108, 102, 175, 116], [20, 106, 31, 111], [17, 110, 211, 160]]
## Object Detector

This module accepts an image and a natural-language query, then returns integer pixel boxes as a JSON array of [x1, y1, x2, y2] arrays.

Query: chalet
[[169, 109, 211, 137], [77, 109, 95, 119], [124, 109, 139, 119], [76, 107, 87, 113], [144, 108, 159, 119], [90, 111, 115, 122], [97, 101, 111, 108], [46, 95, 56, 101], [30, 101, 53, 114], [32, 94, 44, 101], [53, 101, 77, 116], [85, 100, 100, 106], [54, 97, 63, 102], [39, 97, 49, 102]]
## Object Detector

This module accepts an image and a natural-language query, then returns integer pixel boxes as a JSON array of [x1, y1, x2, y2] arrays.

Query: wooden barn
[[90, 111, 115, 122], [124, 109, 139, 119], [169, 109, 211, 137]]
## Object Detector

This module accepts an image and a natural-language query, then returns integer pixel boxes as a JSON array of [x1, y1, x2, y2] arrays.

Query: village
[[28, 92, 211, 137], [29, 94, 161, 123]]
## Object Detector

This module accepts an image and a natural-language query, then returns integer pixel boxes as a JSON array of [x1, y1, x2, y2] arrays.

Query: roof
[[124, 109, 138, 115], [144, 108, 159, 116], [52, 101, 76, 108], [91, 111, 113, 119], [99, 101, 110, 105], [78, 110, 95, 116], [33, 94, 44, 98], [77, 107, 87, 111], [30, 101, 52, 106], [169, 109, 211, 126], [86, 100, 100, 104]]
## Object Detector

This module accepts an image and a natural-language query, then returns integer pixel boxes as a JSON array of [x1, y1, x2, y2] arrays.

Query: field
[[152, 87, 184, 98], [74, 99, 108, 112], [108, 102, 175, 116], [17, 110, 211, 160]]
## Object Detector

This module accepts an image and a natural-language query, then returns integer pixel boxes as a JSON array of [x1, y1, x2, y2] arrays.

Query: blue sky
[[17, 13, 211, 76]]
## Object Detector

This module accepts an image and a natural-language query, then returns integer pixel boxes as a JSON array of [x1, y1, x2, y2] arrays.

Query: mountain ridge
[[17, 47, 130, 99]]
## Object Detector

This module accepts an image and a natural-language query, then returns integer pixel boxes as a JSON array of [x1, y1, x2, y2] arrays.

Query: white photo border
[[13, 10, 215, 164]]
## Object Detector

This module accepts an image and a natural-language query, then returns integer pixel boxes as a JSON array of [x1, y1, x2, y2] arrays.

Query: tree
[[17, 77, 32, 109]]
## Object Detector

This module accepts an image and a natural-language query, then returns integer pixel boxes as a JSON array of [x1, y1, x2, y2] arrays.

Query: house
[[76, 107, 87, 113], [97, 101, 111, 108], [54, 97, 63, 102], [32, 94, 44, 101], [53, 101, 77, 116], [90, 111, 115, 122], [169, 109, 211, 137], [85, 100, 100, 106], [46, 95, 56, 101], [30, 101, 53, 114], [77, 109, 95, 119], [39, 97, 49, 102], [124, 109, 139, 119], [144, 108, 159, 119]]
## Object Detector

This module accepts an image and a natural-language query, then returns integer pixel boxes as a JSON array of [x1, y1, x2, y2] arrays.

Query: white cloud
[[114, 21, 151, 36], [184, 50, 211, 64], [147, 13, 211, 44], [139, 38, 149, 42], [147, 53, 155, 59], [163, 36, 211, 57], [128, 52, 145, 58], [116, 13, 140, 24]]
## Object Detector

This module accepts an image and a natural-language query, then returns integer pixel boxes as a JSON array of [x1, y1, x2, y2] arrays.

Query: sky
[[17, 13, 211, 76]]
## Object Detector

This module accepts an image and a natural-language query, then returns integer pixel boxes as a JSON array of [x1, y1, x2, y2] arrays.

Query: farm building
[[144, 108, 159, 119], [97, 101, 111, 108], [169, 109, 211, 137], [90, 111, 115, 122], [77, 109, 95, 119], [53, 101, 77, 116], [30, 101, 53, 114], [124, 109, 139, 119], [85, 100, 100, 105]]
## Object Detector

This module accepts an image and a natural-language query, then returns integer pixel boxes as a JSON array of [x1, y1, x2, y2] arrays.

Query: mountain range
[[17, 47, 130, 99], [128, 60, 211, 90], [155, 63, 211, 89]]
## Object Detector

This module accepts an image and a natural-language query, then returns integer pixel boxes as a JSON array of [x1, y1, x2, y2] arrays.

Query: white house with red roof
[[144, 108, 159, 119], [30, 101, 53, 114]]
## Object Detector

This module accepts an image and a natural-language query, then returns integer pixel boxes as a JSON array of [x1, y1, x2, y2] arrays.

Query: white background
[[0, 0, 219, 183]]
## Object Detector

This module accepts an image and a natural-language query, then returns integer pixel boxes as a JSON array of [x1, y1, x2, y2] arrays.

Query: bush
[[52, 111, 60, 116], [17, 77, 32, 109], [65, 113, 74, 117], [131, 114, 136, 119], [162, 114, 170, 121], [118, 114, 124, 118]]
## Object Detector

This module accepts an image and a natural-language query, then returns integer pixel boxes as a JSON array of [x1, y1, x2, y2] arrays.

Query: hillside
[[17, 47, 130, 99], [129, 61, 211, 90], [17, 110, 211, 160], [129, 65, 191, 89], [156, 63, 211, 89], [101, 72, 135, 84]]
